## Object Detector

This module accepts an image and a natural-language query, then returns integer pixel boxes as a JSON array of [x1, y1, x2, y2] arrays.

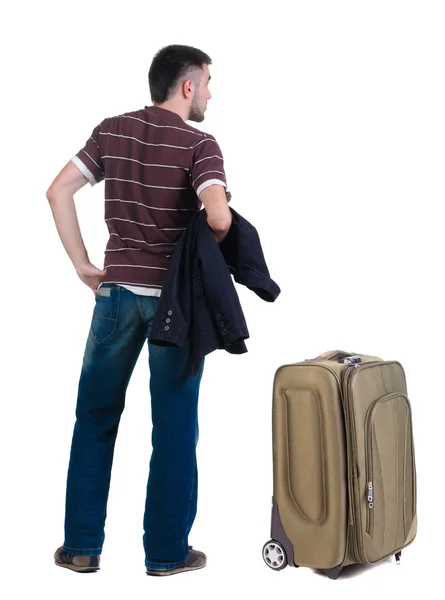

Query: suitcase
[[263, 350, 417, 579]]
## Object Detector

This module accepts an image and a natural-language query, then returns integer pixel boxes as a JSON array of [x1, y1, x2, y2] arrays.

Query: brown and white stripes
[[71, 105, 229, 296]]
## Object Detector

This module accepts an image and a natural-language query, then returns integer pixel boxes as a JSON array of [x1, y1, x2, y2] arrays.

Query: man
[[47, 44, 232, 576]]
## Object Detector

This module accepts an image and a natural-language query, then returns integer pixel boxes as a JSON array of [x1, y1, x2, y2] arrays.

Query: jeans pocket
[[91, 284, 121, 343]]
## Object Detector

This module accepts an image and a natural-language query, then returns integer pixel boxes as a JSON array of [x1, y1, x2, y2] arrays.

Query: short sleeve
[[190, 135, 230, 200], [70, 122, 105, 186]]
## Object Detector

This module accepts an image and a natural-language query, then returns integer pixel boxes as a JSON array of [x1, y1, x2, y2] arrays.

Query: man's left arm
[[46, 123, 107, 293]]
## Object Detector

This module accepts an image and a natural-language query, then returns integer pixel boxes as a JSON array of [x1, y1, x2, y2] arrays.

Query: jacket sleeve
[[218, 214, 281, 302], [196, 216, 248, 341], [148, 225, 193, 346]]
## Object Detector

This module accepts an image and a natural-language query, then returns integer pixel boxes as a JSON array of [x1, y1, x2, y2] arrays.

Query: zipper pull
[[367, 482, 373, 507]]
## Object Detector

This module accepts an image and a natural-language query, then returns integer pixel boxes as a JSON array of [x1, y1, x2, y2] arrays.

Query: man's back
[[71, 105, 229, 295]]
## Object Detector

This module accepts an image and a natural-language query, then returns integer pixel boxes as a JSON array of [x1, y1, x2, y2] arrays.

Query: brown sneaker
[[146, 547, 206, 577], [54, 546, 100, 573]]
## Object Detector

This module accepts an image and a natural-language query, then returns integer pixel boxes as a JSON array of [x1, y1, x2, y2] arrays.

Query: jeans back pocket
[[91, 284, 121, 343]]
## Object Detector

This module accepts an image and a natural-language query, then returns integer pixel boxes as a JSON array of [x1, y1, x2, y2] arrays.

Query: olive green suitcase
[[263, 350, 417, 579]]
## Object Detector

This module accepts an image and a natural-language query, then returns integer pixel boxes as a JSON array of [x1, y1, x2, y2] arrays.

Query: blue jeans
[[62, 284, 205, 570]]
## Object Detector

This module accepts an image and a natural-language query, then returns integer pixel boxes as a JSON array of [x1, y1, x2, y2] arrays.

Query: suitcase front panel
[[272, 364, 348, 569]]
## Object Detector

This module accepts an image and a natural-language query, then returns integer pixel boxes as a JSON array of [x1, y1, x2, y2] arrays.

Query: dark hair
[[148, 44, 212, 104]]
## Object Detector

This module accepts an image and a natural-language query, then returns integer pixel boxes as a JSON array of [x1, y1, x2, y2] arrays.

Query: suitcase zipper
[[340, 364, 362, 563], [366, 481, 374, 537], [341, 361, 382, 562]]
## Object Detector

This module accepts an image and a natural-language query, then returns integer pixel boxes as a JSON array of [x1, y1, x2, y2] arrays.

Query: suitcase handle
[[311, 349, 358, 361]]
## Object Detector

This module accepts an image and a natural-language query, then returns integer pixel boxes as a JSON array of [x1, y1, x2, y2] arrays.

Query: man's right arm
[[199, 184, 232, 243], [190, 134, 232, 243]]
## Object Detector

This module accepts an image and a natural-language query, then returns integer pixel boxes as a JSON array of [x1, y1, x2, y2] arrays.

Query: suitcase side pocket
[[364, 392, 416, 555]]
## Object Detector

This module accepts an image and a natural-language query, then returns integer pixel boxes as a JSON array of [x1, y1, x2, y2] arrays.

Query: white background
[[2, 0, 444, 598]]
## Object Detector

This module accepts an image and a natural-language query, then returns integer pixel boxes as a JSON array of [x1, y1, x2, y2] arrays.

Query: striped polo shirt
[[71, 105, 230, 296]]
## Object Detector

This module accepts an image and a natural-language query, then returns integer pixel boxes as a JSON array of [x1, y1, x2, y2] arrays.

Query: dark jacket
[[148, 206, 281, 375]]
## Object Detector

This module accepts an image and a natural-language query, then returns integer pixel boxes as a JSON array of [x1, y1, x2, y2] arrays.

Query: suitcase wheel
[[262, 540, 288, 570]]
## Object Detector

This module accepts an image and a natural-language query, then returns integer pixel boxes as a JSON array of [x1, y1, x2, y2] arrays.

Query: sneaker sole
[[146, 563, 206, 577], [55, 561, 100, 573]]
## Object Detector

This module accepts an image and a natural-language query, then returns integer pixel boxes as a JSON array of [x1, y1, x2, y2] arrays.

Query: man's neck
[[153, 103, 187, 122]]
